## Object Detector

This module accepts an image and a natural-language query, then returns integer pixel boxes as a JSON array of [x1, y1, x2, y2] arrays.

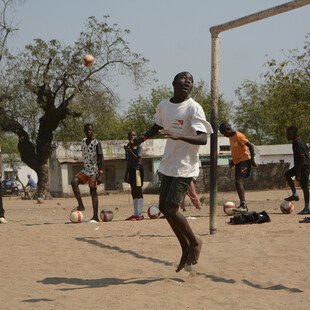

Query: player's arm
[[132, 123, 163, 145], [96, 142, 104, 174], [245, 142, 257, 167], [161, 130, 207, 145]]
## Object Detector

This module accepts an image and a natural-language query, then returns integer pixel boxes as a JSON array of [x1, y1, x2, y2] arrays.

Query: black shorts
[[128, 167, 144, 187], [235, 160, 252, 179], [159, 174, 192, 206], [285, 166, 309, 188]]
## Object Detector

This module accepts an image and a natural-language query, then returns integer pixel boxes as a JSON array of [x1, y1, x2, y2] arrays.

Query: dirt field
[[0, 189, 309, 310]]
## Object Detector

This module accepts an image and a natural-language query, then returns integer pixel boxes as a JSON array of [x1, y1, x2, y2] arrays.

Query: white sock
[[133, 199, 139, 216], [137, 198, 144, 216]]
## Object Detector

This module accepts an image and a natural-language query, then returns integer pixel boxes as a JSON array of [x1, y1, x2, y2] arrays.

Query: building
[[1, 136, 295, 197], [255, 144, 293, 168], [49, 138, 216, 197]]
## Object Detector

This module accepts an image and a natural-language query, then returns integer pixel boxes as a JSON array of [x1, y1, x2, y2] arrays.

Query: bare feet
[[187, 238, 202, 266], [175, 247, 190, 273]]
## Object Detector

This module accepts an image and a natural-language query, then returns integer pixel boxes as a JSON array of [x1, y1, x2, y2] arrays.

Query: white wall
[[256, 154, 293, 168], [3, 162, 37, 188]]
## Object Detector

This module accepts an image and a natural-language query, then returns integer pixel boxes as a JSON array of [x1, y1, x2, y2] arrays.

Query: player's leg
[[89, 187, 99, 221], [234, 161, 251, 212], [298, 169, 310, 214], [71, 172, 86, 211], [284, 167, 299, 201], [235, 175, 245, 203], [135, 185, 144, 220], [163, 176, 202, 269], [159, 175, 190, 272], [0, 185, 7, 223], [125, 183, 138, 220], [165, 201, 201, 267], [136, 167, 144, 218]]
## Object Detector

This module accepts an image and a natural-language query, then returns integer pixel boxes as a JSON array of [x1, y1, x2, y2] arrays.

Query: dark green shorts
[[159, 174, 192, 206]]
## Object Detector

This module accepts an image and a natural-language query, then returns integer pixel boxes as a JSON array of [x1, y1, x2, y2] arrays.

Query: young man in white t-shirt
[[132, 72, 213, 272]]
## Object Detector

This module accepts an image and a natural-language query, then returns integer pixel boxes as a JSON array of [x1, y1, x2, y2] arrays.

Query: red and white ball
[[280, 201, 294, 214], [100, 209, 114, 222], [223, 201, 236, 215], [69, 210, 83, 223], [83, 54, 95, 67], [147, 205, 161, 219]]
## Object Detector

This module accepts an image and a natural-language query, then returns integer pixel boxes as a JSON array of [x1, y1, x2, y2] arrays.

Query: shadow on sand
[[38, 276, 185, 291]]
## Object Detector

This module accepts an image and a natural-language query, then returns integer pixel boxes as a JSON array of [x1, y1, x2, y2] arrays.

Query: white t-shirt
[[155, 98, 213, 178]]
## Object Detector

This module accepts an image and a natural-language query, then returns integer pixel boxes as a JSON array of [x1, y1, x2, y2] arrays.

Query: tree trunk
[[36, 163, 51, 199]]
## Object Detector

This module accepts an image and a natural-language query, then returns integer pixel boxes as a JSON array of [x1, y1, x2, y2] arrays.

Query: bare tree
[[0, 16, 154, 197], [0, 0, 22, 63]]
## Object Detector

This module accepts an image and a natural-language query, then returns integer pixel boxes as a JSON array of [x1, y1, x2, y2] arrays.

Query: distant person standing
[[71, 123, 104, 222], [26, 174, 36, 190], [0, 149, 7, 224], [284, 126, 310, 214], [24, 174, 37, 199], [219, 123, 257, 214], [124, 130, 144, 221]]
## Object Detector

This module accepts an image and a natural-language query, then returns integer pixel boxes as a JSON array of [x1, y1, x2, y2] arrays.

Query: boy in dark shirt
[[284, 126, 310, 214], [124, 130, 144, 221]]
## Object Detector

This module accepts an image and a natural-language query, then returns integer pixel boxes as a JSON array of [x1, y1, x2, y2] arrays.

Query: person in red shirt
[[220, 123, 257, 213]]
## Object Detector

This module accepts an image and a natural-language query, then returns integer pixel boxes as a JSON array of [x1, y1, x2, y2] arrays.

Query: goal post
[[209, 0, 310, 234]]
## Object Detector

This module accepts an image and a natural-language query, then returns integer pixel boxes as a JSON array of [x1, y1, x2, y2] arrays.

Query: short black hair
[[219, 122, 231, 133], [286, 125, 298, 135], [173, 71, 193, 83], [84, 123, 93, 131]]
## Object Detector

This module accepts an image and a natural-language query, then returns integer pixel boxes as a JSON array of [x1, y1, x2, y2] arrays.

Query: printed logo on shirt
[[171, 119, 184, 132]]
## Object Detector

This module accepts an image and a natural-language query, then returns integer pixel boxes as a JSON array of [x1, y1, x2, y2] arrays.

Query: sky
[[7, 0, 310, 112]]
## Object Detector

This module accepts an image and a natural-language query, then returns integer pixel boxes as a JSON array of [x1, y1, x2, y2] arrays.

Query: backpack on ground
[[229, 211, 271, 225]]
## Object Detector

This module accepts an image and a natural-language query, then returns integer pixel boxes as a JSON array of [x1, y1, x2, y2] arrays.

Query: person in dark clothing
[[124, 130, 144, 221], [0, 150, 7, 224], [284, 126, 310, 214]]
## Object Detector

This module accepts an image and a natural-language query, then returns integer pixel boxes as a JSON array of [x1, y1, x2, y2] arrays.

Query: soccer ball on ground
[[100, 209, 114, 222], [147, 205, 161, 219], [280, 200, 294, 214], [69, 210, 83, 223], [223, 201, 236, 216]]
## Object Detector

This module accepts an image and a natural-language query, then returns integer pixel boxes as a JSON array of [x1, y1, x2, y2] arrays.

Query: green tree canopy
[[234, 34, 310, 145]]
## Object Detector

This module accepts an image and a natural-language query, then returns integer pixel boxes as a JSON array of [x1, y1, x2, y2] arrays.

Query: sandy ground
[[0, 189, 309, 310]]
